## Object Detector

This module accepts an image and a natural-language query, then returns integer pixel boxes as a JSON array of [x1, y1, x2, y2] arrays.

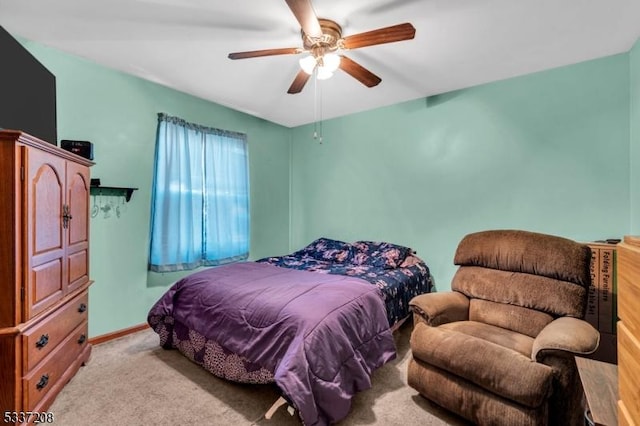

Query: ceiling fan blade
[[339, 55, 381, 88], [342, 23, 416, 50], [228, 47, 300, 60], [288, 70, 311, 94], [285, 0, 323, 38]]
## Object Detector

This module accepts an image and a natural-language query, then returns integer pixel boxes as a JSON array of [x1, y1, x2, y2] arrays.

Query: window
[[148, 113, 249, 272]]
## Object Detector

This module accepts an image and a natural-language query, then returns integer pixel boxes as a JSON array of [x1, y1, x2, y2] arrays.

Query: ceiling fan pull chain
[[313, 68, 319, 141], [318, 79, 323, 144], [311, 69, 323, 144]]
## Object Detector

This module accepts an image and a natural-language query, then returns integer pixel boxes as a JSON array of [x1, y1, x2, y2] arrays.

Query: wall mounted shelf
[[90, 186, 138, 202]]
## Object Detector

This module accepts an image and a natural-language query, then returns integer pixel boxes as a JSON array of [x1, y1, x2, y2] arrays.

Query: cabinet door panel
[[32, 162, 63, 255], [68, 251, 87, 284], [25, 148, 66, 320], [65, 162, 90, 292], [30, 259, 63, 317], [66, 164, 89, 246]]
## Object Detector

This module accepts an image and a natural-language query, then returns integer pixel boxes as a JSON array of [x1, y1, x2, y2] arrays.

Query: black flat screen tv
[[0, 25, 57, 145]]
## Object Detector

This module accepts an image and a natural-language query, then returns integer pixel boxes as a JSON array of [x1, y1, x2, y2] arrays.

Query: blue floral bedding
[[257, 238, 432, 327]]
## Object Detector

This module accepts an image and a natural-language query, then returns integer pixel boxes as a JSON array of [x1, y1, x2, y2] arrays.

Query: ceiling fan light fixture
[[299, 52, 340, 78], [321, 52, 340, 73], [316, 67, 333, 80], [299, 55, 317, 75]]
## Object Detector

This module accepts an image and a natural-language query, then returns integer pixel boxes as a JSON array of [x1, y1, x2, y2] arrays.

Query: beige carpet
[[49, 320, 469, 425]]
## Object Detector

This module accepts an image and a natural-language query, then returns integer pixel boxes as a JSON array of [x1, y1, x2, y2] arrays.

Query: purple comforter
[[148, 262, 396, 425]]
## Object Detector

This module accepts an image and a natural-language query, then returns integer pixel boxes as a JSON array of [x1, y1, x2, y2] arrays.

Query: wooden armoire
[[0, 130, 93, 420]]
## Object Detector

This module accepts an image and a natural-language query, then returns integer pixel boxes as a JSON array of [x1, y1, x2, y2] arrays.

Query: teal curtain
[[149, 113, 249, 272]]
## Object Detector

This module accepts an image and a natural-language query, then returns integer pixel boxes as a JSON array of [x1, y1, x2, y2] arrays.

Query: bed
[[147, 238, 432, 425]]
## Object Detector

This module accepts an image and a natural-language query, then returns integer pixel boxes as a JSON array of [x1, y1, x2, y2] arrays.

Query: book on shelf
[[586, 242, 618, 335], [585, 246, 599, 329]]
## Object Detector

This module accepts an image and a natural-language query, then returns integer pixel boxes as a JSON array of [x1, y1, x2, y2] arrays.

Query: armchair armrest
[[409, 291, 469, 327], [531, 317, 600, 362]]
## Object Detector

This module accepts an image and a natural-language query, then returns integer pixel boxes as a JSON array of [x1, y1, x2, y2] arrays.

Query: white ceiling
[[1, 0, 639, 128]]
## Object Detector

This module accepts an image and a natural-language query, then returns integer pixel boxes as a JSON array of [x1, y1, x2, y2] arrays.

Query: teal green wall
[[19, 39, 291, 337], [17, 35, 639, 334], [290, 54, 631, 291], [631, 39, 640, 234]]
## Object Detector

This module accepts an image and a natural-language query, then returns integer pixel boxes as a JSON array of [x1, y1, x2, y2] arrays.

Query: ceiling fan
[[228, 0, 416, 94]]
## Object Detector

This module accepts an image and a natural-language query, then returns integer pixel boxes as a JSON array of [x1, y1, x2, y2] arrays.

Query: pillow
[[351, 241, 413, 269], [293, 237, 354, 263], [400, 254, 423, 268]]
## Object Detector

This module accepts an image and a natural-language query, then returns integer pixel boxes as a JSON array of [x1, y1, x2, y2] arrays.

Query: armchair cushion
[[409, 291, 469, 327], [468, 299, 553, 338], [407, 359, 548, 426], [411, 321, 553, 408], [532, 317, 600, 362], [452, 265, 588, 319], [440, 321, 535, 358], [454, 229, 591, 287]]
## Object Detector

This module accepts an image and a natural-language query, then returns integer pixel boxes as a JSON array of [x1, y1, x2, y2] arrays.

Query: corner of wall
[[288, 128, 294, 252], [630, 36, 640, 234]]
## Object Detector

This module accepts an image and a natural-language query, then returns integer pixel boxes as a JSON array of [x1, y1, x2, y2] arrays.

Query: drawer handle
[[35, 334, 49, 349], [78, 334, 86, 344], [36, 374, 49, 390], [78, 303, 87, 313]]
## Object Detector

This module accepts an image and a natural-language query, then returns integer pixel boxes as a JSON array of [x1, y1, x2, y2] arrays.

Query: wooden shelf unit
[[616, 236, 640, 426], [90, 185, 138, 202]]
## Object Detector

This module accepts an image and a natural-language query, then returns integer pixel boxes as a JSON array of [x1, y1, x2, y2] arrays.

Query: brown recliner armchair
[[408, 230, 600, 426]]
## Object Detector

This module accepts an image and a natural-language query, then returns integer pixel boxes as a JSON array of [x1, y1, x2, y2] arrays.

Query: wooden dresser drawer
[[618, 241, 640, 335], [618, 400, 636, 426], [22, 291, 88, 373], [618, 322, 640, 424], [22, 321, 88, 411]]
